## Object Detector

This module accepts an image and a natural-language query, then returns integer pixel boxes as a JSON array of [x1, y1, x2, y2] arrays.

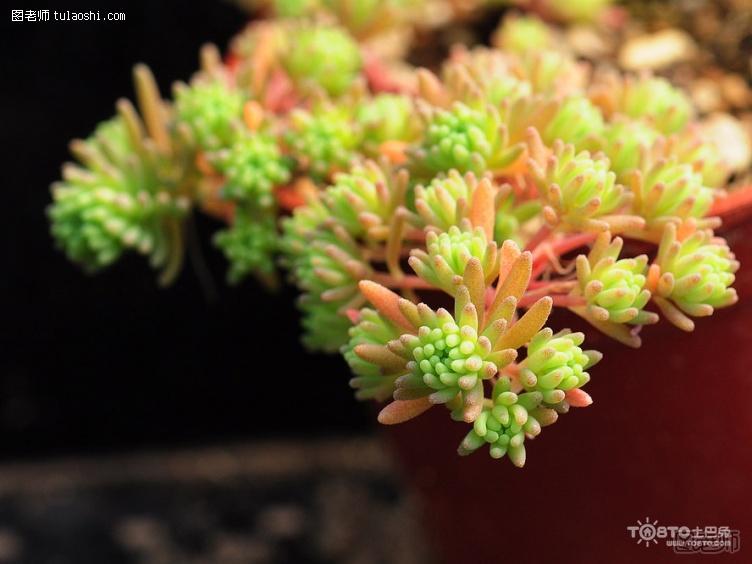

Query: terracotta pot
[[384, 218, 752, 563]]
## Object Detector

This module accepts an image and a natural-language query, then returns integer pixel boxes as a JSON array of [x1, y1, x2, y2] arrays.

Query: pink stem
[[524, 224, 552, 253], [531, 232, 597, 279]]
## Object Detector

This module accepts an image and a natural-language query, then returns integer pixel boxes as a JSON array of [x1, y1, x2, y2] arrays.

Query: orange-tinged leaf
[[133, 64, 169, 153], [653, 296, 695, 332], [498, 251, 531, 301], [463, 258, 486, 324], [416, 68, 448, 107], [354, 344, 408, 373], [469, 178, 495, 241], [359, 281, 415, 332], [495, 296, 552, 350], [497, 239, 522, 283], [398, 298, 422, 328], [646, 263, 661, 294], [566, 388, 593, 407], [487, 252, 531, 325], [377, 397, 433, 425]]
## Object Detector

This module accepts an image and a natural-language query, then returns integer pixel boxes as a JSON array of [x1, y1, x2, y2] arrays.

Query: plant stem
[[530, 232, 597, 279], [524, 224, 552, 253]]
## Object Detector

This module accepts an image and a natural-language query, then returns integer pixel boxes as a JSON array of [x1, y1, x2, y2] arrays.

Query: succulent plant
[[214, 209, 278, 283], [299, 296, 357, 352], [341, 231, 605, 467], [352, 245, 560, 421], [392, 290, 505, 411], [47, 7, 743, 468], [322, 160, 409, 239], [408, 224, 500, 295], [439, 47, 532, 109], [286, 104, 362, 180], [49, 67, 193, 285], [411, 102, 524, 177], [343, 307, 403, 401], [520, 328, 597, 398], [212, 130, 292, 208], [516, 49, 585, 96], [575, 231, 657, 324], [628, 158, 716, 229], [280, 23, 362, 97], [413, 170, 491, 231], [174, 79, 245, 151], [493, 14, 554, 54], [460, 326, 598, 465], [663, 130, 730, 190], [542, 97, 605, 150], [651, 223, 739, 331], [280, 159, 410, 350], [595, 118, 661, 182], [257, 0, 424, 40], [290, 225, 371, 343], [305, 237, 371, 344], [457, 377, 545, 466], [598, 75, 694, 136], [356, 94, 421, 156], [530, 140, 631, 231]]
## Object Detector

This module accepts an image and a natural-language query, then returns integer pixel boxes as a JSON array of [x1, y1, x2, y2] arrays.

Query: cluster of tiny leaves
[[49, 117, 190, 271], [48, 10, 741, 468]]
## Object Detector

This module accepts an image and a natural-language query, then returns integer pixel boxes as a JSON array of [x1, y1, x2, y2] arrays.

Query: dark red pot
[[384, 219, 752, 564]]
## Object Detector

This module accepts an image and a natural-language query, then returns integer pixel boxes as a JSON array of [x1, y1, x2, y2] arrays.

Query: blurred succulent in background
[[411, 102, 524, 178], [627, 157, 717, 232], [493, 14, 553, 54], [211, 130, 292, 208], [49, 66, 194, 285], [591, 74, 694, 135], [280, 23, 362, 96], [175, 78, 246, 151], [286, 102, 363, 181], [48, 2, 746, 467], [214, 209, 279, 284]]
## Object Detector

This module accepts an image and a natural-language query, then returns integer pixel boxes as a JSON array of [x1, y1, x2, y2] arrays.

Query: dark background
[[0, 0, 370, 460]]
